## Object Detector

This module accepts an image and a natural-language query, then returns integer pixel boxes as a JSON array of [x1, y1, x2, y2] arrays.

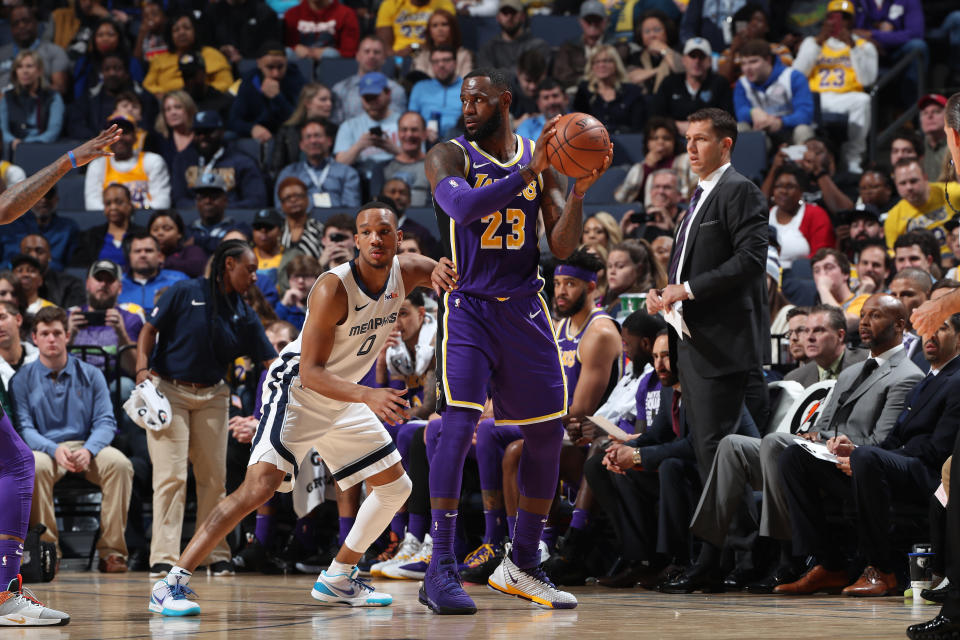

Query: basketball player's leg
[[0, 413, 70, 626]]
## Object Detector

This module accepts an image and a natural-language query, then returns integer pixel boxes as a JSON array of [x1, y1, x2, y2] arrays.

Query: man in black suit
[[646, 107, 769, 481], [778, 311, 960, 597]]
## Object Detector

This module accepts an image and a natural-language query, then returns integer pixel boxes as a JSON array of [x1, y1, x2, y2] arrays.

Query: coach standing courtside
[[907, 93, 960, 640], [646, 107, 768, 477]]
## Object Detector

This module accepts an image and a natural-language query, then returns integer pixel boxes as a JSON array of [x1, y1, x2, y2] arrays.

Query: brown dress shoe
[[98, 554, 128, 573], [773, 564, 848, 595], [841, 566, 896, 597]]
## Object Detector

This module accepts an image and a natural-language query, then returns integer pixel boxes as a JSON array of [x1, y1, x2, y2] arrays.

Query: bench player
[[420, 68, 611, 614], [149, 203, 439, 615]]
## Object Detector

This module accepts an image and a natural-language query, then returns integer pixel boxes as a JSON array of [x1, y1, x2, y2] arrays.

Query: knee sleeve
[[343, 474, 412, 554], [373, 473, 413, 510]]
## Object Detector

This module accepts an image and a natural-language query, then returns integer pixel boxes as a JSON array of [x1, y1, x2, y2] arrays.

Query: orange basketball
[[545, 113, 611, 179]]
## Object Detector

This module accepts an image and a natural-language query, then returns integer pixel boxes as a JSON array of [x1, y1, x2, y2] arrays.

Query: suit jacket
[[784, 347, 869, 388], [881, 355, 960, 477], [811, 347, 924, 445], [673, 165, 769, 377]]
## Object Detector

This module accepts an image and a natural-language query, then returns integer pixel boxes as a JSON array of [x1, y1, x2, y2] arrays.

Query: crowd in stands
[[3, 0, 960, 609]]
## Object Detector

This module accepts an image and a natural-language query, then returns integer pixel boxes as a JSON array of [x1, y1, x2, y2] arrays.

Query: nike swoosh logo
[[9, 617, 26, 624], [324, 582, 357, 598], [474, 162, 490, 168], [191, 300, 205, 306], [506, 567, 519, 584], [355, 303, 369, 311], [444, 512, 456, 518], [529, 309, 542, 319]]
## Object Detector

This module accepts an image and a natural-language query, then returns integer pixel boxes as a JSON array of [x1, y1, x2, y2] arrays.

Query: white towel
[[123, 379, 172, 431], [386, 314, 437, 378]]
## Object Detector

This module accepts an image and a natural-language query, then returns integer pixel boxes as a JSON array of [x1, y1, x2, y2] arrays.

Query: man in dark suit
[[890, 267, 933, 374], [777, 310, 960, 597], [785, 304, 868, 388], [646, 107, 769, 480]]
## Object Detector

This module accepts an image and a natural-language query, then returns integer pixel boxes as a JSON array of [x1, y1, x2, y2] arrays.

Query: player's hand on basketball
[[530, 114, 561, 174], [363, 386, 410, 426], [572, 143, 613, 196], [431, 256, 458, 295], [71, 124, 122, 166]]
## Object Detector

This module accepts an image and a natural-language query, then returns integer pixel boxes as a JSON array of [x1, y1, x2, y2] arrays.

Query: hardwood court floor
[[7, 571, 939, 639]]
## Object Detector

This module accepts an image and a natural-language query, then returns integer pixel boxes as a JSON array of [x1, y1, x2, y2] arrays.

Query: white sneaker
[[370, 532, 421, 577], [0, 575, 69, 626], [385, 534, 432, 580], [488, 554, 577, 609], [311, 566, 392, 606], [149, 574, 201, 616]]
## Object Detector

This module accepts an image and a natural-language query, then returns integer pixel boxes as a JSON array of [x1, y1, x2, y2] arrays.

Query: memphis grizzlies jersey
[[557, 308, 621, 404], [808, 37, 867, 93], [435, 134, 544, 298], [278, 258, 405, 386]]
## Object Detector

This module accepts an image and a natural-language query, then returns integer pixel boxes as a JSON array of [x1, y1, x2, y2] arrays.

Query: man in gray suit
[[665, 294, 922, 593], [786, 304, 868, 388]]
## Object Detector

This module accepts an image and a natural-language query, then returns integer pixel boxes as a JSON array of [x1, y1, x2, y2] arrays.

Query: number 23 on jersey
[[481, 208, 526, 250]]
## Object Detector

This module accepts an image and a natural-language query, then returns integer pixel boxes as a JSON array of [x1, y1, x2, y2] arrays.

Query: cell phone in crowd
[[328, 233, 351, 243], [369, 125, 383, 137], [783, 145, 807, 162], [630, 211, 651, 224], [83, 310, 107, 326]]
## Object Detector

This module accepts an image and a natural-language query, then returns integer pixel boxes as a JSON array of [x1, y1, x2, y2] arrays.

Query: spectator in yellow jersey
[[376, 0, 455, 56], [884, 158, 960, 254], [84, 114, 170, 210]]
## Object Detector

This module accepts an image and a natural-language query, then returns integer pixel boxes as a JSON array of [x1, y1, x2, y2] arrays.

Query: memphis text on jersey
[[348, 312, 399, 337]]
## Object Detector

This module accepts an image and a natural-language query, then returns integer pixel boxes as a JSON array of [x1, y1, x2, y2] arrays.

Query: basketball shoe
[[311, 566, 392, 606], [419, 556, 477, 615], [488, 554, 578, 609], [0, 575, 70, 626], [385, 534, 432, 580], [370, 532, 421, 577], [150, 572, 201, 616], [460, 541, 504, 583]]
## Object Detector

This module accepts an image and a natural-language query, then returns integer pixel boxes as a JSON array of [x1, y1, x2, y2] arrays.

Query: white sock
[[327, 560, 353, 577], [167, 566, 192, 586]]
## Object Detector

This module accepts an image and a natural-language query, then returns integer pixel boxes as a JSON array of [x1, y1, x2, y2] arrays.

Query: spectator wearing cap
[[842, 207, 887, 264], [210, 0, 282, 63], [188, 172, 255, 254], [919, 94, 949, 181], [733, 39, 815, 147], [67, 260, 145, 378], [19, 234, 85, 309], [68, 51, 160, 141], [0, 300, 38, 417], [143, 11, 234, 96], [275, 117, 360, 211], [72, 184, 144, 270], [0, 50, 65, 151], [85, 114, 171, 210], [11, 253, 54, 317], [251, 208, 286, 273], [171, 110, 269, 209], [331, 35, 408, 125], [228, 41, 306, 143], [651, 37, 732, 134], [552, 1, 610, 90], [384, 112, 430, 207], [408, 45, 464, 141], [333, 72, 401, 165], [793, 0, 877, 174], [117, 230, 188, 314], [0, 185, 76, 272], [0, 5, 70, 95], [476, 0, 548, 70], [14, 306, 134, 574], [148, 210, 207, 279], [376, 0, 455, 56], [177, 51, 234, 120], [275, 176, 325, 261], [885, 158, 960, 254], [283, 0, 360, 60]]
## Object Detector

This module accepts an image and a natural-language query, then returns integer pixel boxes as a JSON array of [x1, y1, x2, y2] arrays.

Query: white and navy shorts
[[250, 361, 400, 490]]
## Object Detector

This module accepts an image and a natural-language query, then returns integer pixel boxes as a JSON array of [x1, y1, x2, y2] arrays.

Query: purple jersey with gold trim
[[434, 134, 544, 299], [557, 308, 621, 403]]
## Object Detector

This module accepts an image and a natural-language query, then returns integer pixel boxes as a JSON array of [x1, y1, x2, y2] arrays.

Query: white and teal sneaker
[[149, 574, 200, 616], [311, 566, 392, 607]]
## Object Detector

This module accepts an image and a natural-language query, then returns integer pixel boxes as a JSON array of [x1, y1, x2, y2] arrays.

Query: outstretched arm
[[0, 126, 121, 225], [399, 251, 439, 292]]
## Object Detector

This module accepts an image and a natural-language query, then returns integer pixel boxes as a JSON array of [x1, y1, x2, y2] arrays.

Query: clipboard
[[587, 414, 633, 442]]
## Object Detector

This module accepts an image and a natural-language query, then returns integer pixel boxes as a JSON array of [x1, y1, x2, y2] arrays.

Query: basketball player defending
[[421, 68, 611, 614], [0, 126, 122, 626], [150, 204, 439, 615]]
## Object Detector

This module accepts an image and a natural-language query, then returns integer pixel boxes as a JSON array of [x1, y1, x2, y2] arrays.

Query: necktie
[[670, 390, 683, 438], [668, 186, 703, 283], [895, 371, 934, 426], [828, 358, 879, 436]]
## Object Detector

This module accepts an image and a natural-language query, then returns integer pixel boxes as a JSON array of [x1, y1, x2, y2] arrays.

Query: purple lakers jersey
[[435, 134, 544, 298], [556, 308, 621, 402]]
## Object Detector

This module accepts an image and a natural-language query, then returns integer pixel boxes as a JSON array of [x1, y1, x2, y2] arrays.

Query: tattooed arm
[[0, 126, 121, 225]]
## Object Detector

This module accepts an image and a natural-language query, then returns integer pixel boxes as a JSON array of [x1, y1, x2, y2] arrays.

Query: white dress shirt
[[676, 162, 731, 299]]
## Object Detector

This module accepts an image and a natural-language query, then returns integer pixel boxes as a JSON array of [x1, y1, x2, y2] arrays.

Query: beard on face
[[465, 107, 503, 142], [89, 291, 118, 310], [556, 288, 587, 318]]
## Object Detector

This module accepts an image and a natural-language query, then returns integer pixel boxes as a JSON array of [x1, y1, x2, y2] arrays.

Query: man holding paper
[[778, 304, 960, 597], [645, 107, 769, 479]]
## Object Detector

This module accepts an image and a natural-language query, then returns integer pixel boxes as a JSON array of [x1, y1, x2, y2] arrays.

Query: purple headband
[[555, 264, 598, 283]]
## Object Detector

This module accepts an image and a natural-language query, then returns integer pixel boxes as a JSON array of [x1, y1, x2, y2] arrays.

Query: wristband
[[136, 367, 150, 375], [572, 189, 585, 200], [67, 150, 78, 169]]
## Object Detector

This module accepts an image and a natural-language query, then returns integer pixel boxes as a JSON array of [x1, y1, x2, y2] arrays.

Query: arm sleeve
[[850, 40, 879, 87], [12, 372, 58, 457], [84, 157, 105, 210], [434, 172, 529, 226], [82, 367, 117, 457], [145, 153, 171, 209], [733, 82, 752, 123], [781, 71, 815, 128]]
